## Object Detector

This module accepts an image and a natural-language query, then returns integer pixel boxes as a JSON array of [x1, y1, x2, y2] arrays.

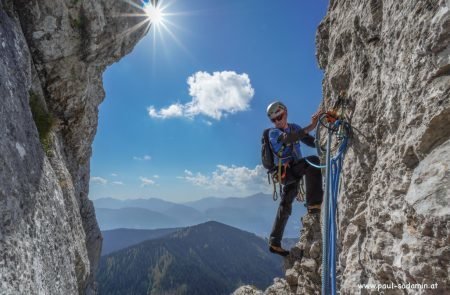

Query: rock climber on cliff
[[263, 101, 323, 256]]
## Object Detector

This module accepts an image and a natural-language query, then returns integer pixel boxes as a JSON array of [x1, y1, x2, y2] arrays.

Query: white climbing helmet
[[266, 101, 287, 119]]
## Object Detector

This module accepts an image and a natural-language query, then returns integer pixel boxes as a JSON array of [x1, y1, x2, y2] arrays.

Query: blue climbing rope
[[303, 113, 328, 169], [321, 129, 332, 294], [321, 119, 350, 295], [299, 112, 351, 294], [304, 157, 327, 169]]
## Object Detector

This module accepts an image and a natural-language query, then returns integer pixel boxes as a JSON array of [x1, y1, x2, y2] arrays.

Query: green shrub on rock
[[29, 91, 54, 155]]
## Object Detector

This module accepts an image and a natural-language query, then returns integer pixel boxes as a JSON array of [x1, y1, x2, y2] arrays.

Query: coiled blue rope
[[297, 111, 351, 294], [322, 120, 350, 295]]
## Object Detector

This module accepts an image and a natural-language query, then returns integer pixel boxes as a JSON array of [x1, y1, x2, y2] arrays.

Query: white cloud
[[111, 173, 118, 177], [133, 155, 152, 161], [140, 177, 155, 187], [153, 175, 160, 178], [147, 103, 184, 119], [148, 71, 254, 120], [178, 164, 270, 196], [90, 176, 107, 185], [112, 181, 124, 185]]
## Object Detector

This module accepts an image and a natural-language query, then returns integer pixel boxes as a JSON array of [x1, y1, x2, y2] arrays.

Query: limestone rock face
[[0, 0, 149, 294], [235, 1, 449, 294], [285, 213, 322, 295], [232, 285, 264, 295], [316, 0, 449, 293]]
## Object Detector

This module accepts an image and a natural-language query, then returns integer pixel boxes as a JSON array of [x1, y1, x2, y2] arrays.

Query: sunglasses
[[271, 113, 285, 123]]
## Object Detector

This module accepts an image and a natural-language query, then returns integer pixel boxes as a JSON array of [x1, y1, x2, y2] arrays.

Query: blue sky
[[89, 0, 329, 202]]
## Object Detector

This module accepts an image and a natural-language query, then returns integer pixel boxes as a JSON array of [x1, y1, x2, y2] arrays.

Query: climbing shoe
[[269, 245, 290, 257]]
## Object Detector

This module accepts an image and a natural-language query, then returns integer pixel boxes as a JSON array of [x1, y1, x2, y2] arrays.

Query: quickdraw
[[270, 160, 289, 201]]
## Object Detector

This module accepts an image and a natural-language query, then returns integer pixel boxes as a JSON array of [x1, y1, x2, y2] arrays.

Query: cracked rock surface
[[0, 0, 148, 294], [317, 0, 449, 293], [235, 0, 449, 294]]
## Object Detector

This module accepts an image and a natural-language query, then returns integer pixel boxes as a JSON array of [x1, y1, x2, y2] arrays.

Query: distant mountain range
[[101, 228, 180, 256], [93, 193, 307, 237], [101, 228, 299, 256], [97, 221, 284, 295]]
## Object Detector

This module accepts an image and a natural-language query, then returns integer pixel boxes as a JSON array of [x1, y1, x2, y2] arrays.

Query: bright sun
[[144, 2, 164, 26], [118, 0, 186, 58]]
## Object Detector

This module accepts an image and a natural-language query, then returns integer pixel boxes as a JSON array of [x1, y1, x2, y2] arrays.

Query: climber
[[265, 101, 323, 256]]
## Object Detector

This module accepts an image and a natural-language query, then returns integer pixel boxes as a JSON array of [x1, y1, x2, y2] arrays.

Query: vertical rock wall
[[0, 0, 149, 293], [317, 0, 449, 293], [234, 1, 449, 294]]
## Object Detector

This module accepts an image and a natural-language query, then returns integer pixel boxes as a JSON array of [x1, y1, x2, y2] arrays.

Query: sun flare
[[143, 2, 164, 25], [116, 0, 190, 61]]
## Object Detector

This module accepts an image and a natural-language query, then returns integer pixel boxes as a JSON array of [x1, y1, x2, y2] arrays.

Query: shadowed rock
[[0, 0, 150, 294]]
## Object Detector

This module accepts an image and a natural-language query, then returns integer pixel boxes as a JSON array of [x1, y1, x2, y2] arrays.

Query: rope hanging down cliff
[[309, 95, 352, 295]]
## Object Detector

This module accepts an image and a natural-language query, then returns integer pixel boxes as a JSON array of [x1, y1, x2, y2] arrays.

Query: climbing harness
[[269, 153, 289, 201], [266, 123, 299, 201]]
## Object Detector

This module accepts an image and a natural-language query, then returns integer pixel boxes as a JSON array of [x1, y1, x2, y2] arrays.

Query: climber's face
[[271, 111, 288, 129]]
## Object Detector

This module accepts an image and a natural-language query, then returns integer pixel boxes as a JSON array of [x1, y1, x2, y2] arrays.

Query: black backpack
[[261, 128, 275, 171], [261, 125, 292, 171]]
